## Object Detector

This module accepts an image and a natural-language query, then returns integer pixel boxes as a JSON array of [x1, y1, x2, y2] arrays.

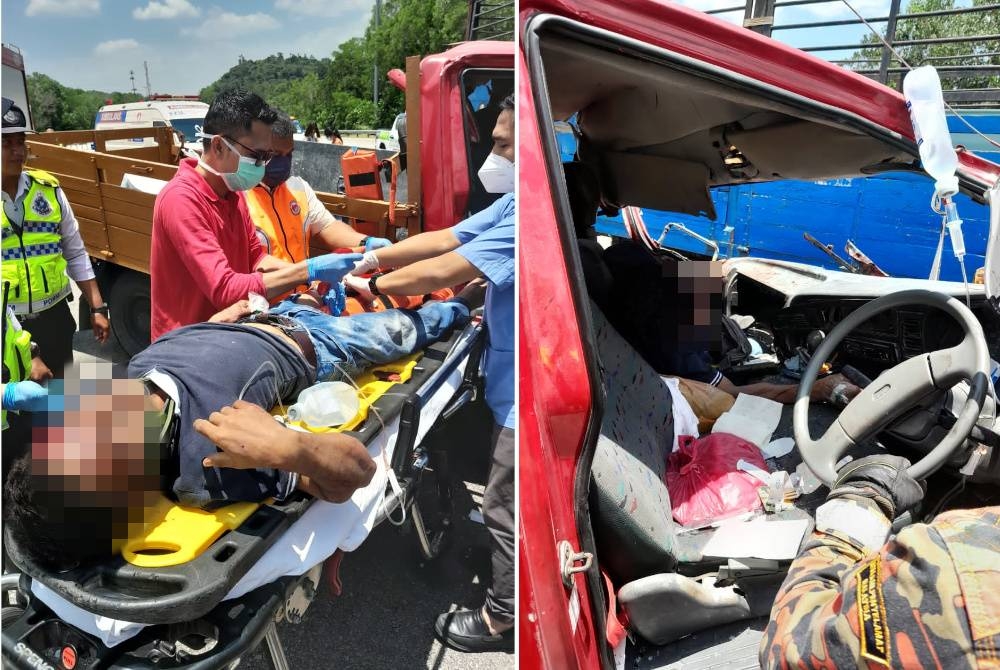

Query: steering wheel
[[794, 289, 990, 485]]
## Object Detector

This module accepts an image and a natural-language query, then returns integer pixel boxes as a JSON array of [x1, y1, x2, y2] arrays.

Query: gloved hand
[[352, 251, 381, 275], [2, 380, 49, 412], [343, 273, 376, 304], [306, 253, 363, 285], [323, 282, 347, 316], [363, 237, 393, 252], [828, 454, 923, 520]]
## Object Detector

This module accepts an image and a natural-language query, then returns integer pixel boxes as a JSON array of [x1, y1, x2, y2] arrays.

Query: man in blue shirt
[[344, 95, 515, 651]]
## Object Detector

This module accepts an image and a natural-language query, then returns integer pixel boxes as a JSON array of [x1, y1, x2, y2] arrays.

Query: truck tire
[[109, 271, 151, 356]]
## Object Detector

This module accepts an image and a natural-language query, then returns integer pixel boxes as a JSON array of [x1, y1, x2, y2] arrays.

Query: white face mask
[[477, 152, 514, 194]]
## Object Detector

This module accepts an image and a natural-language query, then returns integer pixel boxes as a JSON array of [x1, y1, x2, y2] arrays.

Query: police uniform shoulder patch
[[31, 192, 52, 217], [856, 558, 891, 667], [25, 169, 60, 188]]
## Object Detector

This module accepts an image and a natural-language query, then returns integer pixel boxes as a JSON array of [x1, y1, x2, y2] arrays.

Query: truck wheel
[[109, 272, 151, 356]]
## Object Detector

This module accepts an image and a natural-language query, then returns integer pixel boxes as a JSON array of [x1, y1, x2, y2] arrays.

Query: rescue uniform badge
[[290, 201, 301, 216], [856, 558, 891, 666], [31, 192, 52, 217]]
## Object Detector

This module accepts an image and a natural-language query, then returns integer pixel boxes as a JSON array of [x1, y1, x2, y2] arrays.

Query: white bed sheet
[[31, 358, 467, 647]]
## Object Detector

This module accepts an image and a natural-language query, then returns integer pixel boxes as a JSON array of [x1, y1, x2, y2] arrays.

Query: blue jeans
[[270, 301, 470, 382], [130, 301, 469, 507]]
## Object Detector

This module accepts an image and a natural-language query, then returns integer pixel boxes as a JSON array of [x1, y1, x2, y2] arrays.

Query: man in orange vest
[[244, 111, 392, 301]]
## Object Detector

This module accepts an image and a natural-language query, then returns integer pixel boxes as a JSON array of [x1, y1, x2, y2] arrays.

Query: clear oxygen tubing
[[329, 361, 408, 526], [238, 360, 285, 414]]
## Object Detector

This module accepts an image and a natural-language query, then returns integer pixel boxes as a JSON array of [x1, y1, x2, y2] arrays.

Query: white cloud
[[25, 0, 99, 16], [133, 0, 200, 20], [94, 38, 140, 55], [274, 0, 368, 18], [181, 11, 280, 39], [287, 20, 369, 60]]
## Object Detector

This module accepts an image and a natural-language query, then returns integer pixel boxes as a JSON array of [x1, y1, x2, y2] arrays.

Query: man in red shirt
[[151, 90, 359, 340]]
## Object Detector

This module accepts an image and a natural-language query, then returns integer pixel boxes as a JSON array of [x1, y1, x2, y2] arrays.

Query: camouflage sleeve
[[760, 498, 976, 670]]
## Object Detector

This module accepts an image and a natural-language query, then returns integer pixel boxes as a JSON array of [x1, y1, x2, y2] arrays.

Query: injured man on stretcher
[[4, 289, 473, 573]]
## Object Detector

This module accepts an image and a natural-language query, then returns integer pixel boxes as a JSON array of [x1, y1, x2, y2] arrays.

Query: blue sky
[[2, 0, 974, 94], [3, 0, 373, 93], [677, 0, 975, 72]]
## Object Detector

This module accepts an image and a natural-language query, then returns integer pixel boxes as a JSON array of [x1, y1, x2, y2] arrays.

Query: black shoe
[[434, 609, 512, 653]]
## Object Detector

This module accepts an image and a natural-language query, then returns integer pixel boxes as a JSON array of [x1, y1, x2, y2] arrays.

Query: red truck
[[517, 1, 1000, 668], [20, 41, 513, 354]]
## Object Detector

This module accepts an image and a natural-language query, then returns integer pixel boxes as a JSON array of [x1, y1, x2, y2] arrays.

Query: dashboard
[[772, 299, 964, 371]]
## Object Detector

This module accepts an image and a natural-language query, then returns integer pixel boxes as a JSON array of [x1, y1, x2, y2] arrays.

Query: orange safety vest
[[245, 177, 311, 264], [245, 177, 313, 303]]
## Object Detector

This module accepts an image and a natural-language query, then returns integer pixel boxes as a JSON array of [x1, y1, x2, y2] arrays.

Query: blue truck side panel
[[568, 112, 998, 281]]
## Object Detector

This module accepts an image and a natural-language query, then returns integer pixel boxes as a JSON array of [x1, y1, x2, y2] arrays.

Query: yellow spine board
[[278, 353, 421, 433], [120, 353, 422, 568]]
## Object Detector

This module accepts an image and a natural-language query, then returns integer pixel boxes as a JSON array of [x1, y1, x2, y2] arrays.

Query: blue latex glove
[[364, 237, 393, 252], [2, 380, 49, 412], [306, 253, 363, 285], [323, 282, 347, 316]]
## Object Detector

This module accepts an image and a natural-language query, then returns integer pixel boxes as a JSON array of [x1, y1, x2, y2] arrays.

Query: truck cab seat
[[588, 302, 788, 645]]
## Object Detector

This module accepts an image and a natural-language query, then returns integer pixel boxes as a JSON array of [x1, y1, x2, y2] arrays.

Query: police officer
[[760, 454, 998, 668], [2, 294, 49, 430], [1, 98, 109, 378]]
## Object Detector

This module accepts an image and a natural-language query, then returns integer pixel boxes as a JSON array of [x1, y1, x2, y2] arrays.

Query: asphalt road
[[68, 291, 515, 670]]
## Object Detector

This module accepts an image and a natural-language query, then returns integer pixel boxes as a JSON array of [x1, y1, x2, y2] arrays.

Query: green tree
[[26, 73, 65, 131], [851, 0, 1000, 91], [26, 73, 141, 131], [197, 0, 510, 129]]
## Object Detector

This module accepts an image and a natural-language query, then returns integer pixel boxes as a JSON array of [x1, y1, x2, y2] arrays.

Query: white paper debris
[[763, 437, 796, 459], [701, 518, 809, 560], [120, 173, 168, 194], [711, 393, 783, 448]]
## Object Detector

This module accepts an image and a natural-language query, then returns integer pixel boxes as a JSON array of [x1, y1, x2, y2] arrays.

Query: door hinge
[[558, 540, 593, 587]]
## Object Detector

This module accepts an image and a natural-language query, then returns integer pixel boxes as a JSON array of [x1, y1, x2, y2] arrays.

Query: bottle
[[903, 66, 959, 197], [286, 381, 360, 427]]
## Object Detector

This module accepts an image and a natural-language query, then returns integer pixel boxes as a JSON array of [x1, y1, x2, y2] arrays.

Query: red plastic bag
[[666, 433, 766, 527]]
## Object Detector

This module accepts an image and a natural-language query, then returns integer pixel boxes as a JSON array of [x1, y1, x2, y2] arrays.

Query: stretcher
[[1, 317, 486, 670]]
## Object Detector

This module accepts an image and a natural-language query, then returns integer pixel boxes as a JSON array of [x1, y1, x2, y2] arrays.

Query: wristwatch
[[92, 303, 110, 316], [359, 236, 371, 249], [368, 274, 383, 296]]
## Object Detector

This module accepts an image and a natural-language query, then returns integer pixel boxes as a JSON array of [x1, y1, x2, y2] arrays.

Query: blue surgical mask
[[196, 133, 267, 191], [262, 154, 293, 189]]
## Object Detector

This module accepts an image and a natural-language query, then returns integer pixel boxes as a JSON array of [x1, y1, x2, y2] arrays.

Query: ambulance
[[94, 96, 208, 154]]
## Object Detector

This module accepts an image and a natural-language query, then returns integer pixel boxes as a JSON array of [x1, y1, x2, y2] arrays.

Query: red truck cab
[[517, 1, 1000, 668]]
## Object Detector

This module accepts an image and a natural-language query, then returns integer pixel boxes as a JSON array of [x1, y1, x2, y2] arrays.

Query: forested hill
[[198, 53, 329, 109], [197, 0, 469, 131]]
